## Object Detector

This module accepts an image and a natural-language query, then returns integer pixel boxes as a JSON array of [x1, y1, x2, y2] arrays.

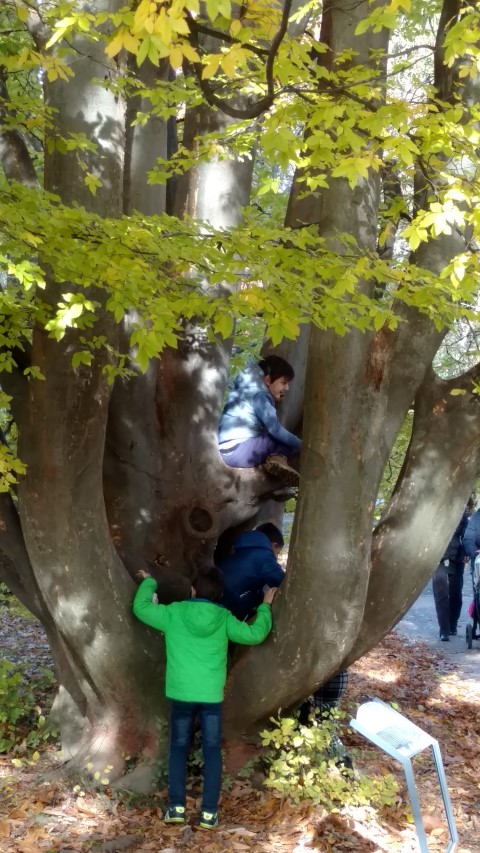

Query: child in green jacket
[[133, 565, 275, 830]]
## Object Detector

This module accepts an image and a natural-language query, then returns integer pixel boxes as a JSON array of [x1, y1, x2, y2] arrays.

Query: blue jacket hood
[[231, 364, 267, 398], [233, 531, 273, 551]]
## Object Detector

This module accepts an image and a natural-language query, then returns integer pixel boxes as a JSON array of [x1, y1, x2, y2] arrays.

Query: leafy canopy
[[1, 0, 480, 380]]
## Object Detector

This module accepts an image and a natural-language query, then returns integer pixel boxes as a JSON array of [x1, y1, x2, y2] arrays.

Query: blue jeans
[[169, 700, 222, 812]]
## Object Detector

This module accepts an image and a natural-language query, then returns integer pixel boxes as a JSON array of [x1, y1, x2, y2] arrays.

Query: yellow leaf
[[105, 32, 124, 58], [169, 46, 183, 70], [389, 0, 411, 9], [230, 19, 242, 37], [123, 32, 140, 53], [45, 15, 76, 49], [153, 9, 172, 45], [143, 14, 154, 34], [169, 14, 190, 35], [180, 41, 200, 63], [221, 49, 237, 79], [133, 0, 151, 32], [202, 54, 222, 79]]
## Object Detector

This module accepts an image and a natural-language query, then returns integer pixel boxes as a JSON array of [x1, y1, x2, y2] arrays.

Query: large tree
[[1, 0, 480, 787]]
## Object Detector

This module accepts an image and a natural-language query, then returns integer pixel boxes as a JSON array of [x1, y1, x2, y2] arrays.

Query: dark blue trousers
[[433, 559, 464, 635], [169, 700, 222, 812]]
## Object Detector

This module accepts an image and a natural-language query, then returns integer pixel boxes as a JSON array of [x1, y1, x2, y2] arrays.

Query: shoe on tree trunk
[[271, 486, 298, 502], [263, 455, 300, 486]]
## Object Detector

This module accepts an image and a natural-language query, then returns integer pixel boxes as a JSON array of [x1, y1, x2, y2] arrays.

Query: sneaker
[[164, 805, 186, 824], [440, 633, 449, 642], [264, 455, 299, 486], [199, 810, 219, 830], [449, 627, 457, 636]]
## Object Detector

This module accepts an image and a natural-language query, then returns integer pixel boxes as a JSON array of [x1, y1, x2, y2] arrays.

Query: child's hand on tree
[[135, 569, 152, 582], [263, 587, 277, 605]]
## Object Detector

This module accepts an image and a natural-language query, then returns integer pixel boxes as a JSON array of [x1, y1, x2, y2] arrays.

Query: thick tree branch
[[0, 339, 32, 430], [186, 0, 293, 119], [0, 69, 38, 186], [377, 164, 409, 262], [434, 0, 462, 100], [188, 19, 269, 58], [0, 493, 44, 620], [346, 364, 480, 665], [18, 1, 51, 49]]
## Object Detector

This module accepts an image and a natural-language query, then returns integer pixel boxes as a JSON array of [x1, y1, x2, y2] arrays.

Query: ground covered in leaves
[[1, 604, 480, 853]]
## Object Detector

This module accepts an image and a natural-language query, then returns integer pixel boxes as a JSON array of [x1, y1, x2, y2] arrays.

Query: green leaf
[[71, 351, 93, 369], [214, 313, 234, 339]]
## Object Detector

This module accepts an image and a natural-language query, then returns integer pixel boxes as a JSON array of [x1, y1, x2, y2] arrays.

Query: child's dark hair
[[192, 566, 224, 603], [258, 355, 294, 382], [256, 522, 284, 548]]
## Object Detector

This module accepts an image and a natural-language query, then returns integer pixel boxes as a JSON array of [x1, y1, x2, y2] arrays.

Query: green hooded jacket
[[132, 578, 272, 703]]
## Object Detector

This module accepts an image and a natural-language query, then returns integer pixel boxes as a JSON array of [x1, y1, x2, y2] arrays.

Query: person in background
[[298, 669, 352, 770], [218, 355, 301, 484], [433, 497, 474, 641], [461, 496, 479, 571]]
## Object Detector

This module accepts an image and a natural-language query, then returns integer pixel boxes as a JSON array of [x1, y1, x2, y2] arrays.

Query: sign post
[[350, 699, 457, 853]]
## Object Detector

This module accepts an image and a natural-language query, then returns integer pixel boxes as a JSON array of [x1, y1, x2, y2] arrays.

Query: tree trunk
[[223, 0, 392, 732], [12, 6, 166, 780], [223, 0, 476, 732], [347, 366, 480, 664], [105, 82, 263, 581], [4, 0, 480, 788]]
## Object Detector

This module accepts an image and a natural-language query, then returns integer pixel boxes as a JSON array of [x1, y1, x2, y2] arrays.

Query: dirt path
[[395, 577, 480, 688]]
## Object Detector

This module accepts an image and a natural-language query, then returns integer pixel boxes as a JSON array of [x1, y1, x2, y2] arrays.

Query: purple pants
[[220, 435, 294, 468]]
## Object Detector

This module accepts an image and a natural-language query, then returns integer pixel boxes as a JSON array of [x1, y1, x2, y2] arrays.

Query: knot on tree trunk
[[182, 504, 218, 538]]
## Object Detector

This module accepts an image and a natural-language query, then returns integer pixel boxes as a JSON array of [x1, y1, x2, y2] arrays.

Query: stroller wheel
[[466, 623, 473, 649]]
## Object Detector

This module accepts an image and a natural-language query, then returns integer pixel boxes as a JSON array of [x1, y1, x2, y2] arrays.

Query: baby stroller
[[466, 554, 480, 648]]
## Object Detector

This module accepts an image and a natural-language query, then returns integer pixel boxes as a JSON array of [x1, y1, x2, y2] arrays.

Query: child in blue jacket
[[218, 355, 301, 482], [219, 523, 285, 620]]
